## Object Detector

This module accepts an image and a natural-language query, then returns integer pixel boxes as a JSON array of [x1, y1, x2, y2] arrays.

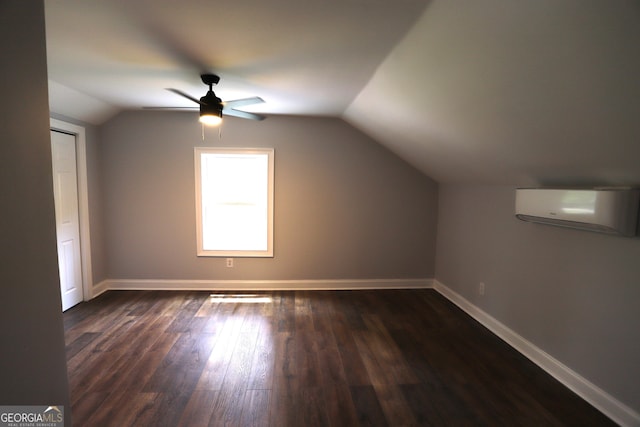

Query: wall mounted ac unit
[[515, 188, 640, 236]]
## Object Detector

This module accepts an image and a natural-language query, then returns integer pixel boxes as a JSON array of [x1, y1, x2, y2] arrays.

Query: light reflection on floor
[[209, 294, 273, 304]]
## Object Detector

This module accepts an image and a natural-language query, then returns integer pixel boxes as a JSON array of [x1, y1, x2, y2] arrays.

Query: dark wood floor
[[63, 289, 615, 426]]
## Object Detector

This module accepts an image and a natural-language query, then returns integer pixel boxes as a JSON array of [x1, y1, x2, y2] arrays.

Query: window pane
[[195, 148, 274, 257]]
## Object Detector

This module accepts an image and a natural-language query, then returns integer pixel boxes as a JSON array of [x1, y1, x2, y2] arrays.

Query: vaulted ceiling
[[46, 0, 640, 186], [45, 0, 428, 120]]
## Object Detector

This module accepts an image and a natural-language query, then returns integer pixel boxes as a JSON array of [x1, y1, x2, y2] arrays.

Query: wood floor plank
[[125, 314, 176, 355], [269, 376, 299, 427], [143, 331, 216, 393], [272, 332, 296, 380], [350, 384, 389, 426], [83, 391, 159, 427], [353, 331, 398, 386], [67, 391, 109, 425], [333, 291, 367, 331], [402, 381, 481, 426], [297, 386, 330, 427], [295, 328, 322, 388], [142, 389, 195, 427], [220, 326, 260, 391], [207, 384, 246, 426], [102, 332, 180, 395], [309, 292, 333, 333], [373, 384, 418, 427], [330, 310, 372, 386], [65, 331, 100, 361], [63, 289, 618, 427], [165, 292, 208, 333], [208, 309, 264, 425], [272, 291, 293, 334], [195, 305, 249, 391], [177, 390, 219, 427], [68, 347, 128, 403], [316, 341, 348, 385], [361, 314, 420, 385], [321, 382, 360, 427], [247, 317, 276, 390], [294, 290, 314, 332], [240, 389, 271, 427]]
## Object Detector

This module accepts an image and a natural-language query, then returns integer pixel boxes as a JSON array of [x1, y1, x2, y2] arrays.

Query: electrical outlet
[[479, 282, 485, 296], [226, 258, 234, 268]]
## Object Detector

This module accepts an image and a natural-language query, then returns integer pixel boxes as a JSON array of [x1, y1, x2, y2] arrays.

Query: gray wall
[[0, 1, 70, 423], [100, 112, 438, 281], [51, 113, 107, 285], [435, 184, 640, 415]]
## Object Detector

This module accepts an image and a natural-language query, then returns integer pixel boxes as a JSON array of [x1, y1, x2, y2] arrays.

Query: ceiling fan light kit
[[199, 110, 222, 126]]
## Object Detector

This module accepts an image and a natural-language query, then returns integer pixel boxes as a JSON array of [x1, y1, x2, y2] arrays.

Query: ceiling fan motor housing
[[201, 91, 222, 106], [200, 74, 223, 115], [200, 90, 223, 116]]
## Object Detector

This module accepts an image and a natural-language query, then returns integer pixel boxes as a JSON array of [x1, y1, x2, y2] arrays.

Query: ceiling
[[45, 0, 428, 121], [46, 0, 640, 186]]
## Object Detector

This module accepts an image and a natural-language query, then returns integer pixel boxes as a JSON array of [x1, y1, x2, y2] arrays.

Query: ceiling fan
[[149, 74, 266, 125]]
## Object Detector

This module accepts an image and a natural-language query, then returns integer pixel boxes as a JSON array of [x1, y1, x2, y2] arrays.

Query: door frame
[[50, 118, 94, 302]]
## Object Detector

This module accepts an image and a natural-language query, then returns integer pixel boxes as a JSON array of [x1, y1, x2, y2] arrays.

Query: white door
[[51, 130, 83, 311]]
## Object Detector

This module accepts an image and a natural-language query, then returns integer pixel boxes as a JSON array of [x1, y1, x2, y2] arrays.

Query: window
[[195, 147, 274, 257]]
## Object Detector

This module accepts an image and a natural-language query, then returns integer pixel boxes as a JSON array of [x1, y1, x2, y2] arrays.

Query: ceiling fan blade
[[224, 109, 266, 121], [142, 106, 198, 110], [223, 97, 265, 109], [166, 88, 204, 105]]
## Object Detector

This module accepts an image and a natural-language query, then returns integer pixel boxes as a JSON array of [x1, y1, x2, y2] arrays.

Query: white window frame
[[194, 147, 274, 257]]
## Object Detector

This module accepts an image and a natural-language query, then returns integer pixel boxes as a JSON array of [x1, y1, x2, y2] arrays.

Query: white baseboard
[[89, 280, 109, 299], [433, 279, 640, 427], [93, 277, 434, 292]]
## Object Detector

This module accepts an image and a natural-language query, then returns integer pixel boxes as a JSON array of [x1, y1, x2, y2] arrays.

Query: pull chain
[[200, 122, 223, 142]]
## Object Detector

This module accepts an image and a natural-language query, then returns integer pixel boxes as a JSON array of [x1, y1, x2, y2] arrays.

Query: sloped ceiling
[[46, 0, 640, 186], [345, 0, 640, 185], [45, 0, 428, 121]]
